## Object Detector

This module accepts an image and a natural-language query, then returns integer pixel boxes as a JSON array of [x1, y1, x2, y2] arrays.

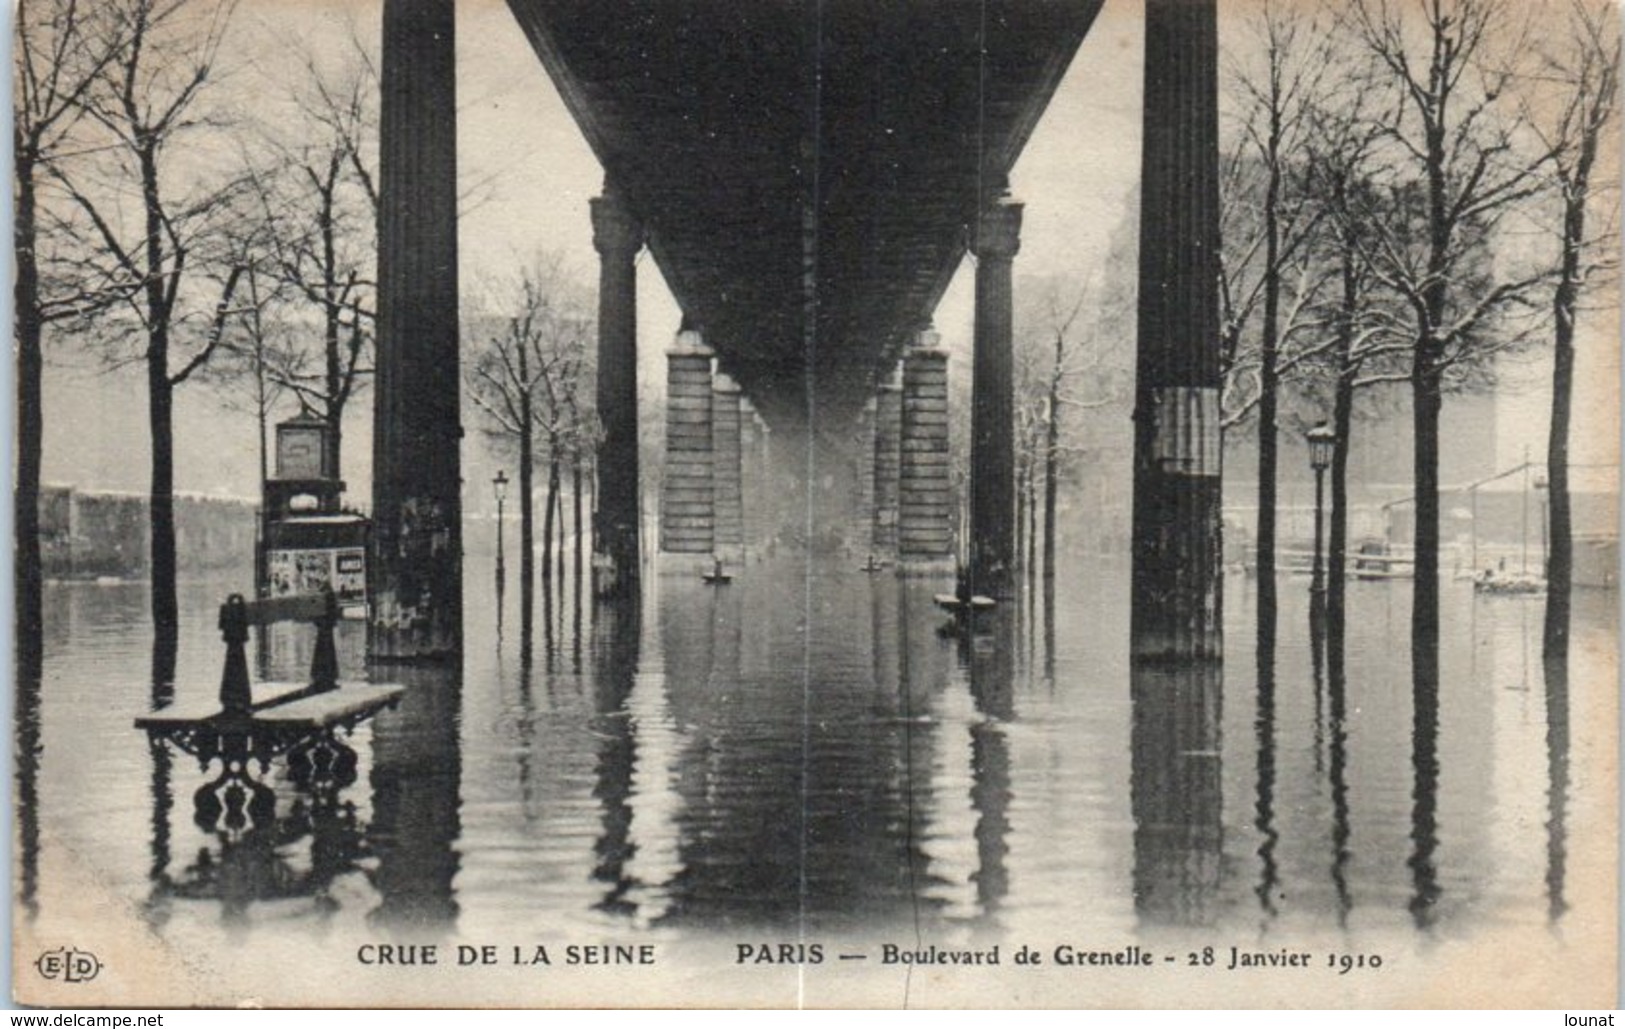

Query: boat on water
[[1473, 568, 1545, 595]]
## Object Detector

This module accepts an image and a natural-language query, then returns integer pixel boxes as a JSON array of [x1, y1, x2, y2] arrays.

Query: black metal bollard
[[219, 594, 252, 716], [310, 588, 340, 692]]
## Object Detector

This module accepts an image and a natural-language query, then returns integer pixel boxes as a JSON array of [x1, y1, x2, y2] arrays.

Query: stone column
[[712, 372, 744, 562], [739, 399, 761, 553], [970, 192, 1022, 599], [590, 185, 644, 597], [872, 365, 902, 560], [661, 331, 714, 555], [898, 329, 953, 568], [371, 0, 461, 661], [1131, 0, 1224, 662], [853, 398, 877, 553]]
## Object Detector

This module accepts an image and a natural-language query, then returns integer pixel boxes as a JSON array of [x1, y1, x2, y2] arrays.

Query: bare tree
[[13, 0, 128, 675], [201, 255, 291, 593], [1219, 2, 1334, 646], [1013, 276, 1128, 596], [243, 32, 378, 477], [1301, 99, 1400, 658], [48, 0, 244, 688], [1523, 0, 1620, 661], [465, 255, 594, 651], [1349, 0, 1554, 682]]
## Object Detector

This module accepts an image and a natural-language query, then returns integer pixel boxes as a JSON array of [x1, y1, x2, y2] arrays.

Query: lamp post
[[1534, 473, 1549, 578], [493, 470, 509, 588], [1307, 422, 1335, 597]]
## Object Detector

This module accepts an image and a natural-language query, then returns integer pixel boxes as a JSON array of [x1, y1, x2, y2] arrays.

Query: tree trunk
[[1043, 335, 1062, 590], [140, 141, 178, 694], [149, 352, 178, 693], [519, 414, 535, 652], [1545, 148, 1594, 660], [1042, 418, 1059, 591], [1328, 355, 1355, 661], [555, 464, 566, 586], [1327, 217, 1358, 666], [572, 459, 584, 586], [1411, 361, 1443, 686], [1015, 461, 1027, 586], [256, 360, 270, 599], [542, 455, 559, 583], [14, 151, 44, 682], [323, 188, 343, 477], [1413, 110, 1451, 691], [1255, 100, 1283, 655], [1026, 468, 1037, 586]]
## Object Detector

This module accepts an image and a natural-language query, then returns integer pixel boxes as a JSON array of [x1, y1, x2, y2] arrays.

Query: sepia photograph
[[10, 0, 1621, 1010]]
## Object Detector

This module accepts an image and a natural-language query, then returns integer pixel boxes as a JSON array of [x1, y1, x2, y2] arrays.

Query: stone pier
[[711, 372, 744, 562], [370, 0, 461, 661], [852, 398, 877, 553], [970, 192, 1022, 599], [898, 329, 953, 571], [872, 367, 902, 560], [740, 400, 764, 553], [661, 331, 715, 556], [590, 185, 644, 597], [1130, 0, 1224, 662]]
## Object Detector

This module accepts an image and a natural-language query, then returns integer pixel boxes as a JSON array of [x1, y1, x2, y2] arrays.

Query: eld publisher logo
[[35, 948, 101, 984]]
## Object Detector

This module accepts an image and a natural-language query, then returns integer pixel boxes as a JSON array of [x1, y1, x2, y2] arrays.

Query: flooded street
[[18, 539, 1614, 1005]]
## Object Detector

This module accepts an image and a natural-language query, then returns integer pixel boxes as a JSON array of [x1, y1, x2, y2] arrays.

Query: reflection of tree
[[1408, 656, 1441, 928], [1327, 633, 1354, 925], [1542, 654, 1570, 920]]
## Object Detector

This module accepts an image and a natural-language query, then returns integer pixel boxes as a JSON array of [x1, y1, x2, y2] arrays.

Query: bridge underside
[[372, 0, 1222, 661], [506, 0, 1102, 428]]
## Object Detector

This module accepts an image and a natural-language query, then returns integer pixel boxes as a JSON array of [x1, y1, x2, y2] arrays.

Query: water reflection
[[1409, 655, 1441, 928], [1253, 619, 1279, 919], [17, 637, 43, 920], [23, 555, 1603, 952], [1543, 653, 1569, 921], [590, 595, 639, 915], [654, 563, 950, 931], [1131, 661, 1224, 926], [148, 750, 368, 928], [369, 664, 462, 930], [1325, 615, 1354, 925], [963, 611, 1012, 922]]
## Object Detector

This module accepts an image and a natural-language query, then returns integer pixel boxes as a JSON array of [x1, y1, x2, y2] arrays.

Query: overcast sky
[[31, 0, 1612, 505]]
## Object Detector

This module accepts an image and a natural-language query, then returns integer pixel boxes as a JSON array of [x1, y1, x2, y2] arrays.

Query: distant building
[[39, 485, 257, 581]]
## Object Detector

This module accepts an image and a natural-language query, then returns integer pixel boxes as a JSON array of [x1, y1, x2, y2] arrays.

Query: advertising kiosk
[[260, 412, 369, 610]]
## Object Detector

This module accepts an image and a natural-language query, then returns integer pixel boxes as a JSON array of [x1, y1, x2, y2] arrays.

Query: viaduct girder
[[505, 0, 1104, 425]]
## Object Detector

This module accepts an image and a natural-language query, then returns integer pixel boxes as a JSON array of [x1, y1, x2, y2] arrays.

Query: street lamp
[[1534, 473, 1549, 578], [1307, 421, 1335, 596], [493, 470, 510, 586]]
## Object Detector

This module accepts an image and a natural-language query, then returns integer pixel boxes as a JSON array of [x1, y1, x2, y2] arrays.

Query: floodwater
[[17, 536, 1614, 1005]]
